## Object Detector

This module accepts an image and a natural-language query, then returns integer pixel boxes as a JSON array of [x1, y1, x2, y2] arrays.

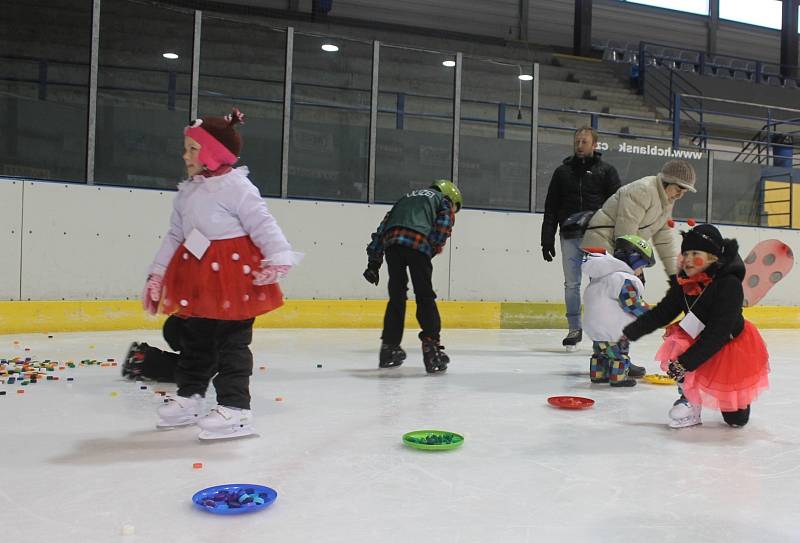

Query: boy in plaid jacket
[[363, 180, 462, 373]]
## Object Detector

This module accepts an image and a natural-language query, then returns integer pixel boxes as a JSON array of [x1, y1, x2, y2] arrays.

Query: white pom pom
[[211, 262, 220, 271], [179, 299, 189, 307], [242, 294, 250, 302], [182, 253, 189, 260], [222, 300, 231, 309], [243, 265, 251, 274], [231, 253, 240, 261]]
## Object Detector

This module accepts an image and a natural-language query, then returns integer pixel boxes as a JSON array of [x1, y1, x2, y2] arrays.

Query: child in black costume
[[622, 224, 770, 428]]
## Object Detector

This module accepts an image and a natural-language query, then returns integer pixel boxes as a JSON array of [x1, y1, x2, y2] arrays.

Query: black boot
[[562, 329, 582, 350], [379, 344, 406, 368], [121, 342, 147, 380], [421, 337, 449, 374], [627, 363, 646, 378]]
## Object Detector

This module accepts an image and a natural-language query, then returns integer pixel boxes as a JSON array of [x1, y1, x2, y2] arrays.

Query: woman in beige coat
[[581, 160, 697, 278]]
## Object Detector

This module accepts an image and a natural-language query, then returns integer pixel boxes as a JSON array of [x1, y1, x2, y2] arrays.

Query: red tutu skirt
[[655, 321, 769, 411], [160, 236, 283, 321]]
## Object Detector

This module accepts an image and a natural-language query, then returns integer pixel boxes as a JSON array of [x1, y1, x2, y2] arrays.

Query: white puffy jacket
[[580, 174, 680, 276], [582, 253, 645, 342]]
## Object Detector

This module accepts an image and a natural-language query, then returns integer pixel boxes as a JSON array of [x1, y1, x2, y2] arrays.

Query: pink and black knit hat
[[184, 108, 245, 171]]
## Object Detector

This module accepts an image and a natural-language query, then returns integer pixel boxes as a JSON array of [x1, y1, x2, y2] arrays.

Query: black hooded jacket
[[541, 152, 621, 246], [622, 239, 746, 371]]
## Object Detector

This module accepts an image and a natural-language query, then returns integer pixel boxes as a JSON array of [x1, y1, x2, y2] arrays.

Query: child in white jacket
[[143, 108, 300, 440], [582, 235, 653, 387]]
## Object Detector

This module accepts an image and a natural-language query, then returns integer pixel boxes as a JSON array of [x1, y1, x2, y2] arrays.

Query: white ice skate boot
[[197, 406, 255, 440], [156, 394, 203, 428], [668, 398, 702, 428]]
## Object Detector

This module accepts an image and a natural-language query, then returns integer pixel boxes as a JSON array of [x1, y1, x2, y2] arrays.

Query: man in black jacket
[[541, 127, 621, 350]]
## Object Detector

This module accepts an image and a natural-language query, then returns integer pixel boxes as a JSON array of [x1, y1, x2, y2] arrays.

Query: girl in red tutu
[[142, 108, 300, 440], [623, 224, 769, 428]]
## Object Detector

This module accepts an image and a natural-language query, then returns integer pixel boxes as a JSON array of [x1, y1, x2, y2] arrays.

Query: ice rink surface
[[2, 328, 799, 543]]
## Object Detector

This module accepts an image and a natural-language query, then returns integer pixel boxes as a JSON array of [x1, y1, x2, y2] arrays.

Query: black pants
[[382, 245, 440, 345], [721, 405, 751, 427], [175, 317, 255, 410], [139, 315, 185, 382]]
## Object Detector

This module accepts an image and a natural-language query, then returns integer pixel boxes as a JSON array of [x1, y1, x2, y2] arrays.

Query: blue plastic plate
[[192, 483, 277, 515]]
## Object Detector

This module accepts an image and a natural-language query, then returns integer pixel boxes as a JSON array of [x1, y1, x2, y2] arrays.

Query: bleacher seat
[[679, 50, 699, 72]]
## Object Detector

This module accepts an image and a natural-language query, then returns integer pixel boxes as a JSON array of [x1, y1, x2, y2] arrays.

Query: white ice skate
[[668, 399, 702, 428], [156, 394, 203, 429], [197, 406, 255, 440]]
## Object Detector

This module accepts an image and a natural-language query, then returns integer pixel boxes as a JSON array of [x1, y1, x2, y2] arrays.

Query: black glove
[[542, 243, 556, 262], [363, 261, 380, 286], [666, 360, 686, 382]]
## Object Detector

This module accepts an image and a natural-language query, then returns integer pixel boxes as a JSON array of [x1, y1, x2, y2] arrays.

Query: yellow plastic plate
[[643, 373, 675, 385]]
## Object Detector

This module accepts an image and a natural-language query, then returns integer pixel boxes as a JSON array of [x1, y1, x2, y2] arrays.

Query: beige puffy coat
[[580, 174, 680, 276]]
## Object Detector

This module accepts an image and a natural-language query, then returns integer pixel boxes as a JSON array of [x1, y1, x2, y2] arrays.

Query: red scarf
[[677, 272, 713, 296]]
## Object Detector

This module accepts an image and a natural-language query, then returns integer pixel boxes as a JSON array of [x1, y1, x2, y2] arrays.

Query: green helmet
[[614, 235, 656, 268], [430, 179, 463, 212]]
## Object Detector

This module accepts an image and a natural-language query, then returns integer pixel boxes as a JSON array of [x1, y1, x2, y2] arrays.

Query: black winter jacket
[[541, 152, 621, 246], [622, 239, 746, 371]]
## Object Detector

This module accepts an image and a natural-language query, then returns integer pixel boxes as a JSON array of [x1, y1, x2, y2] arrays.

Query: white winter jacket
[[582, 253, 645, 342], [580, 174, 680, 276], [149, 167, 295, 275]]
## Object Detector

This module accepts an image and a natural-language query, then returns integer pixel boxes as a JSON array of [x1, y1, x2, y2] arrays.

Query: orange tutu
[[655, 321, 770, 411], [160, 236, 283, 321]]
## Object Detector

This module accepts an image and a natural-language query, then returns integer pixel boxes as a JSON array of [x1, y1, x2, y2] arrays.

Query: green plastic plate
[[402, 430, 464, 451]]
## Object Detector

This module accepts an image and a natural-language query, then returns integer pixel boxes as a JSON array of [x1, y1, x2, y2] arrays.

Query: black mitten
[[666, 360, 686, 382]]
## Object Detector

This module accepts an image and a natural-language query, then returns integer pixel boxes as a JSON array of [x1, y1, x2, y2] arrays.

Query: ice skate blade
[[669, 418, 702, 429], [156, 419, 198, 430], [565, 345, 578, 352], [198, 427, 257, 441]]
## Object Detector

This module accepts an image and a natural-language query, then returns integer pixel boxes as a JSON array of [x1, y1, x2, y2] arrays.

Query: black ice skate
[[627, 363, 646, 378], [562, 329, 582, 352], [421, 337, 449, 374], [121, 342, 147, 380], [379, 344, 407, 368]]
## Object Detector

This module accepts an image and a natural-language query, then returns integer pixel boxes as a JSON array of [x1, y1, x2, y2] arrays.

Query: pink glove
[[141, 274, 163, 315], [252, 265, 291, 286]]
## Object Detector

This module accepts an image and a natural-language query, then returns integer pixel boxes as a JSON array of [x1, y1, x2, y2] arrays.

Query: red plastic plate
[[547, 396, 595, 409]]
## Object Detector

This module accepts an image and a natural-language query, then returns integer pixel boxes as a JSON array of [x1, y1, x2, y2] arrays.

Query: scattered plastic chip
[[275, 396, 284, 402], [16, 389, 24, 394], [121, 524, 135, 536], [193, 462, 203, 469]]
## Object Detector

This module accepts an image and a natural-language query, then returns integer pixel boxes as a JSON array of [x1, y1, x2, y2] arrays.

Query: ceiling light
[[162, 52, 179, 60], [442, 60, 456, 67], [321, 43, 339, 52], [518, 74, 533, 81]]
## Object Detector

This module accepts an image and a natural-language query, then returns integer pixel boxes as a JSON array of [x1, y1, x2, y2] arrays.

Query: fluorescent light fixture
[[321, 43, 339, 52], [518, 74, 533, 81], [442, 60, 456, 67]]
